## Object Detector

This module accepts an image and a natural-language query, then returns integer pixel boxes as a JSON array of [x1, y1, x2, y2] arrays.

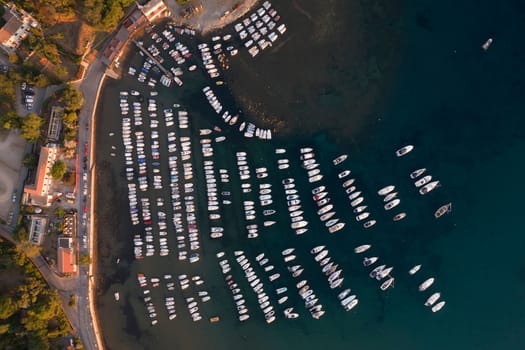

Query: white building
[[0, 3, 38, 53]]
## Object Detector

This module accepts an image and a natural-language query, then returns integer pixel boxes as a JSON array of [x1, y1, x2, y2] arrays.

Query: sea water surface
[[93, 0, 525, 349]]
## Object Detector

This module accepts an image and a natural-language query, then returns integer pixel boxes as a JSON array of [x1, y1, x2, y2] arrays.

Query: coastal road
[[70, 57, 108, 350]]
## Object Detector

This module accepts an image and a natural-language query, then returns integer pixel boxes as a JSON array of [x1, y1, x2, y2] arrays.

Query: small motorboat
[[377, 185, 395, 196], [419, 181, 440, 195], [328, 222, 345, 234], [310, 245, 325, 254], [434, 203, 452, 219], [482, 38, 493, 51], [383, 192, 398, 202], [393, 212, 407, 221], [282, 248, 295, 256], [363, 257, 378, 266], [408, 264, 422, 275], [419, 277, 435, 292], [415, 175, 432, 188], [338, 170, 351, 179], [410, 168, 426, 179], [363, 220, 376, 228], [431, 301, 446, 312], [380, 277, 395, 291], [424, 292, 441, 307], [395, 145, 414, 157], [384, 199, 400, 211], [333, 154, 348, 165], [354, 244, 371, 253]]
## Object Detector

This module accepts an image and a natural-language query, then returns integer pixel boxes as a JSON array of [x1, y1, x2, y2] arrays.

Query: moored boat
[[431, 301, 446, 312], [380, 277, 395, 290], [333, 154, 348, 165], [363, 219, 376, 228], [419, 181, 440, 195], [384, 198, 400, 210], [425, 292, 441, 306], [434, 203, 452, 219], [419, 277, 435, 292], [354, 244, 371, 253], [377, 185, 395, 196], [393, 212, 407, 221], [410, 167, 427, 179], [328, 222, 345, 233], [363, 256, 378, 266], [408, 264, 422, 275], [415, 175, 432, 187], [310, 245, 325, 254], [395, 145, 414, 157]]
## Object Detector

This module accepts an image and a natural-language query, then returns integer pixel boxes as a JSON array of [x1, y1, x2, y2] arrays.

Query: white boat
[[434, 203, 452, 219], [363, 257, 378, 266], [275, 148, 286, 154], [384, 199, 400, 210], [314, 250, 328, 262], [348, 191, 362, 201], [343, 298, 358, 311], [350, 197, 364, 207], [341, 295, 356, 306], [317, 204, 333, 215], [284, 254, 296, 262], [354, 244, 371, 253], [410, 168, 426, 179], [356, 212, 370, 222], [345, 186, 357, 194], [415, 175, 432, 187], [313, 191, 328, 201], [291, 221, 308, 229], [338, 170, 351, 179], [425, 292, 441, 306], [325, 218, 339, 227], [282, 248, 295, 256], [300, 147, 313, 154], [383, 192, 398, 202], [199, 129, 212, 135], [310, 245, 325, 254], [393, 212, 407, 221], [296, 280, 307, 289], [377, 185, 395, 196], [342, 178, 355, 188], [408, 264, 422, 275], [320, 211, 336, 222], [264, 221, 276, 227], [333, 154, 348, 165], [338, 288, 351, 300], [419, 277, 435, 292], [114, 292, 120, 301], [380, 277, 395, 291], [309, 174, 323, 183], [329, 277, 344, 289], [328, 222, 345, 234], [363, 220, 377, 228], [395, 145, 414, 157], [376, 266, 393, 280], [482, 38, 493, 51], [419, 181, 440, 195], [312, 186, 326, 194], [353, 205, 367, 214], [369, 265, 386, 278], [431, 301, 446, 312]]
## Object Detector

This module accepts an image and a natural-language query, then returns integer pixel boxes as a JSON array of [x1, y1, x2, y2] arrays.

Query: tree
[[23, 153, 39, 170], [13, 225, 29, 242], [21, 113, 44, 142], [51, 160, 66, 180], [62, 111, 77, 129], [55, 208, 65, 218], [63, 171, 76, 186], [79, 253, 91, 266], [63, 86, 84, 111], [0, 323, 9, 335], [0, 296, 17, 320]]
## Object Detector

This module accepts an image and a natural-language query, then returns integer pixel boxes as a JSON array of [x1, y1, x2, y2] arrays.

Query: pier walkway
[[131, 39, 173, 78]]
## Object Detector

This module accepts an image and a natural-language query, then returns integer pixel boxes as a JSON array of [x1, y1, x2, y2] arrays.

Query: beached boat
[[410, 168, 426, 179], [419, 181, 440, 195], [408, 264, 422, 275], [425, 292, 441, 307], [431, 301, 446, 312], [434, 203, 452, 219], [354, 244, 371, 253], [377, 185, 395, 196], [419, 277, 435, 292], [395, 145, 414, 157], [333, 154, 348, 165]]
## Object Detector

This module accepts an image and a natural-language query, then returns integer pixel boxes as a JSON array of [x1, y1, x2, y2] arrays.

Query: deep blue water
[[93, 0, 525, 349]]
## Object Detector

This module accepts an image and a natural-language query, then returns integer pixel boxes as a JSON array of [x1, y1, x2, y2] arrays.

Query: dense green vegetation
[[13, 0, 135, 31], [0, 240, 72, 349], [21, 113, 44, 143], [23, 153, 39, 170], [51, 160, 66, 180]]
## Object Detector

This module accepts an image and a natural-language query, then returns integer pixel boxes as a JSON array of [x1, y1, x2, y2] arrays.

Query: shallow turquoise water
[[93, 0, 525, 349]]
